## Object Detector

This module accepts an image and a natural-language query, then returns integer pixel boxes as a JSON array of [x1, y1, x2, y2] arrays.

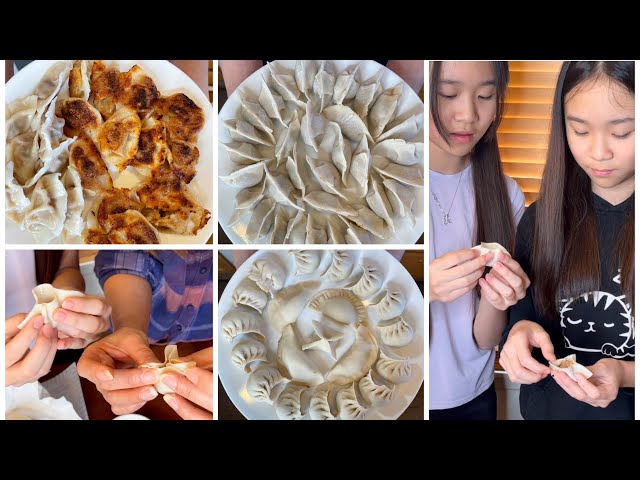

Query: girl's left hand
[[478, 253, 530, 311], [552, 358, 623, 408], [53, 295, 112, 349]]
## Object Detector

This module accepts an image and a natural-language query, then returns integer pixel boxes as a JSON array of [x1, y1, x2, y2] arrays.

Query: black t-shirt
[[500, 193, 635, 420]]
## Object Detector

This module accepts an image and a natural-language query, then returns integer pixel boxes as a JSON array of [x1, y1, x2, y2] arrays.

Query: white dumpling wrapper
[[18, 283, 86, 329], [549, 354, 593, 381], [472, 242, 510, 268], [140, 345, 196, 395]]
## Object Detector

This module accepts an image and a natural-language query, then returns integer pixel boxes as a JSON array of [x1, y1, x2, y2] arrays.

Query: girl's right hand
[[5, 314, 58, 387], [499, 320, 556, 384], [429, 249, 491, 303]]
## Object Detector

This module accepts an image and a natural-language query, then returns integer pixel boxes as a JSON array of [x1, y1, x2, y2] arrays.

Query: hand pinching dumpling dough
[[140, 345, 196, 395], [471, 242, 509, 268], [18, 284, 86, 329], [549, 354, 593, 381]]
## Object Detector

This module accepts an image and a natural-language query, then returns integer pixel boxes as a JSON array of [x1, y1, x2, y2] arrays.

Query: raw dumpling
[[351, 205, 388, 240], [306, 155, 347, 199], [274, 110, 300, 162], [309, 383, 336, 420], [305, 213, 327, 244], [277, 324, 324, 386], [471, 242, 509, 267], [373, 286, 406, 320], [270, 208, 288, 244], [223, 142, 271, 164], [275, 383, 307, 420], [224, 119, 273, 146], [340, 216, 372, 244], [18, 284, 86, 329], [349, 135, 370, 196], [232, 279, 268, 313], [353, 69, 384, 118], [376, 112, 424, 142], [312, 60, 335, 112], [312, 314, 349, 341], [246, 197, 276, 242], [5, 162, 31, 224], [376, 350, 412, 384], [372, 155, 424, 187], [284, 209, 307, 244], [267, 63, 305, 107], [366, 175, 395, 232], [323, 105, 373, 142], [258, 78, 290, 128], [231, 338, 268, 373], [336, 383, 367, 420], [308, 289, 367, 325], [291, 250, 321, 275], [61, 165, 85, 243], [265, 281, 320, 333], [246, 364, 286, 403], [264, 167, 304, 211], [368, 84, 402, 139], [220, 162, 265, 189], [220, 307, 265, 343], [248, 258, 286, 296], [318, 121, 351, 186], [240, 94, 275, 143], [300, 101, 326, 152], [549, 354, 593, 381], [333, 64, 360, 105], [294, 60, 317, 101], [140, 345, 196, 395], [383, 178, 416, 226], [325, 324, 378, 385], [371, 139, 423, 166], [351, 262, 384, 299], [22, 173, 67, 244], [302, 334, 337, 359], [322, 250, 354, 282], [358, 370, 394, 404], [378, 316, 414, 348]]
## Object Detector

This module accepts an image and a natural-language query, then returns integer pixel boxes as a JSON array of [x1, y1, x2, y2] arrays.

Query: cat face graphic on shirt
[[559, 281, 634, 359]]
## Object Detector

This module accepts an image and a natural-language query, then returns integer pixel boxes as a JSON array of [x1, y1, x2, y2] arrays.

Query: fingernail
[[163, 394, 178, 410], [32, 317, 44, 329], [54, 310, 67, 323], [161, 374, 177, 390], [142, 370, 158, 384], [62, 299, 75, 309], [141, 387, 158, 401], [99, 370, 114, 381], [185, 369, 198, 384]]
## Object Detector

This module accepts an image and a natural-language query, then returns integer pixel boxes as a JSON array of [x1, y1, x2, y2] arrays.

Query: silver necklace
[[430, 170, 463, 226]]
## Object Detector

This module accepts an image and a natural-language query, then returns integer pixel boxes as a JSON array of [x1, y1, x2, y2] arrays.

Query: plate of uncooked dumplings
[[218, 60, 424, 245], [218, 250, 424, 420], [5, 60, 213, 244]]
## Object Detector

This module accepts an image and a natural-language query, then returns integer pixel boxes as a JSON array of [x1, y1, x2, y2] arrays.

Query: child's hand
[[479, 253, 530, 311], [552, 358, 624, 408], [161, 367, 213, 420], [53, 295, 112, 349], [499, 320, 555, 384]]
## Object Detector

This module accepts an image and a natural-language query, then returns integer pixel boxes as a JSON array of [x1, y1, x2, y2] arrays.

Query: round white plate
[[6, 60, 214, 244], [218, 249, 424, 420], [218, 60, 424, 245]]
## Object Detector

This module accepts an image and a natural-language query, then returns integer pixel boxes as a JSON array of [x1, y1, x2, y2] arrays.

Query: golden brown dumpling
[[167, 140, 199, 183], [59, 98, 103, 141], [156, 93, 205, 144], [69, 133, 113, 193], [126, 116, 168, 176], [90, 61, 124, 119], [97, 106, 141, 171], [118, 65, 159, 120]]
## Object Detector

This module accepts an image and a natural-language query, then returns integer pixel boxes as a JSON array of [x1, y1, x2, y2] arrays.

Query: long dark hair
[[430, 61, 515, 251], [35, 251, 63, 284], [533, 61, 635, 320]]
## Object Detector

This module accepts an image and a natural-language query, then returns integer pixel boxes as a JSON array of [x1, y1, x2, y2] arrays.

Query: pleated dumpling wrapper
[[549, 354, 593, 382], [471, 242, 509, 268], [141, 345, 197, 394], [17, 284, 86, 329]]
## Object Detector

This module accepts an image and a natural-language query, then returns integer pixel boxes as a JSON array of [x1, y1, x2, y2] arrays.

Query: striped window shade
[[499, 61, 563, 206]]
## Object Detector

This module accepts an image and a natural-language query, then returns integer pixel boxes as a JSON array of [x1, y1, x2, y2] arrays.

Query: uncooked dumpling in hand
[[18, 284, 86, 329]]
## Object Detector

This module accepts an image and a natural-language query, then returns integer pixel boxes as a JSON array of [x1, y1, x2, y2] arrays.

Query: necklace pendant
[[443, 213, 452, 225]]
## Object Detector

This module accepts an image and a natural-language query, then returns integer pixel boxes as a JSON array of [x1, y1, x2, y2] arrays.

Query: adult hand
[[161, 366, 214, 420], [478, 253, 531, 311], [54, 295, 112, 350], [429, 249, 490, 303], [5, 314, 58, 387], [77, 327, 161, 415], [552, 358, 624, 408], [499, 320, 555, 384]]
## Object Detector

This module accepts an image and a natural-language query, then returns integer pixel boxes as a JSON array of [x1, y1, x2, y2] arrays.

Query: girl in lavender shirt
[[429, 62, 528, 419]]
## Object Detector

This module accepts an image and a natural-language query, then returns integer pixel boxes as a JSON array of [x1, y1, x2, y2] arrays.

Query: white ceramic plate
[[218, 60, 424, 245], [6, 60, 213, 244], [218, 249, 424, 420]]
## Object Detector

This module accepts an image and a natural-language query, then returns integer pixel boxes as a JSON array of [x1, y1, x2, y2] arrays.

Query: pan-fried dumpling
[[359, 370, 394, 404], [373, 286, 406, 320], [300, 102, 326, 152], [231, 338, 267, 373], [248, 258, 286, 296], [246, 197, 276, 242], [368, 84, 402, 139], [383, 178, 416, 226], [333, 64, 360, 105], [291, 250, 321, 275], [17, 283, 86, 329], [326, 324, 378, 385], [220, 161, 265, 189], [353, 69, 384, 119], [372, 155, 424, 187], [220, 307, 265, 343], [69, 60, 91, 101], [322, 250, 354, 282], [155, 93, 204, 144], [378, 316, 414, 348], [224, 119, 273, 147], [376, 112, 424, 142], [351, 262, 384, 299], [23, 173, 67, 244], [305, 213, 327, 244], [90, 60, 122, 119], [265, 281, 320, 333], [275, 110, 300, 163], [258, 78, 291, 128], [277, 324, 324, 386], [233, 279, 268, 314], [6, 95, 38, 141], [117, 65, 160, 120], [59, 98, 103, 141], [372, 139, 423, 166], [376, 350, 412, 384], [284, 209, 306, 244], [246, 364, 286, 404], [312, 60, 335, 112], [240, 95, 275, 144], [97, 106, 142, 171], [294, 60, 317, 101], [323, 105, 373, 142], [366, 175, 395, 232], [336, 383, 367, 420], [100, 210, 161, 245], [275, 382, 307, 420], [309, 383, 336, 420], [350, 135, 370, 196], [61, 165, 85, 243], [5, 162, 31, 224]]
